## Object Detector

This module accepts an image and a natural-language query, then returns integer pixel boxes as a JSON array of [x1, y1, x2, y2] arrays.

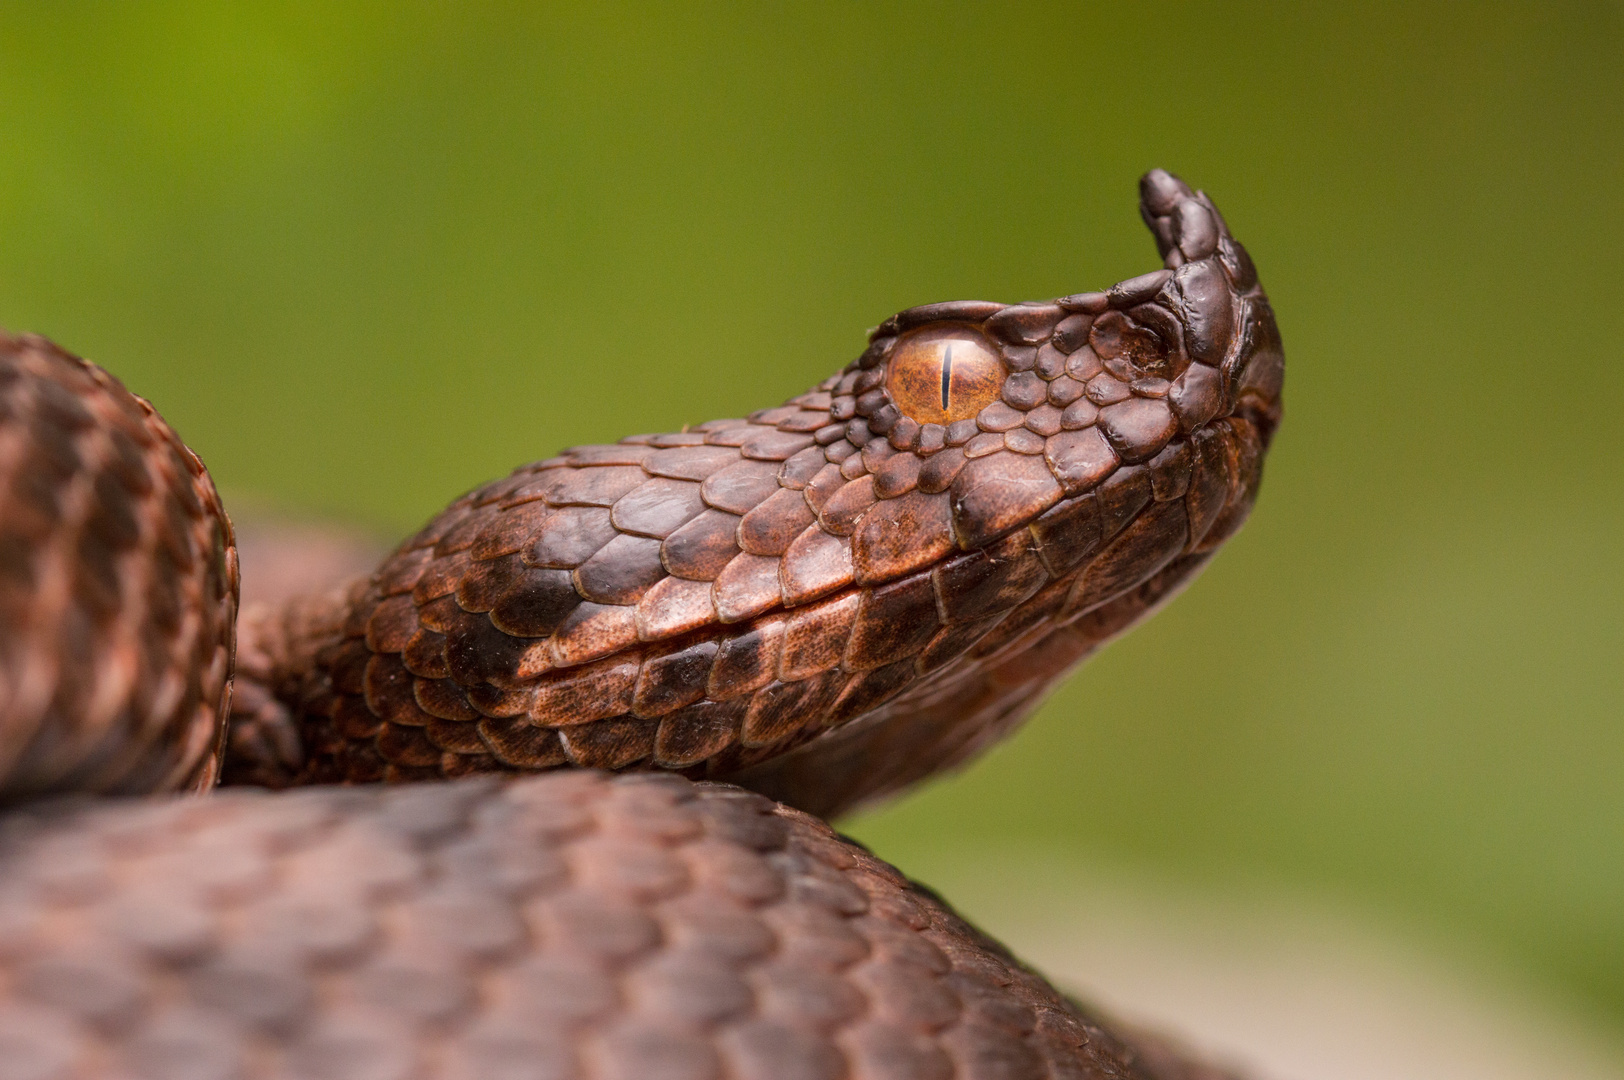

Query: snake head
[[822, 168, 1283, 593], [286, 171, 1283, 813]]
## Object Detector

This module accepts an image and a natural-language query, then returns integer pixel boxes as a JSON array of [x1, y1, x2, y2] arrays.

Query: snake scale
[[0, 171, 1282, 1080]]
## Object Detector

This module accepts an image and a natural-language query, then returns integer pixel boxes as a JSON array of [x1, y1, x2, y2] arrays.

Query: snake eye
[[885, 326, 1004, 426]]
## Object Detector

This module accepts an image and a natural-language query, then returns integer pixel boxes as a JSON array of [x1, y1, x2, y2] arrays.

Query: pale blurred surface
[[232, 512, 386, 609], [0, 1, 1619, 1062], [920, 851, 1624, 1080]]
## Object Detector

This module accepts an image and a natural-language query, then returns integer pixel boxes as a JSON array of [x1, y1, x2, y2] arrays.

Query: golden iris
[[884, 326, 1004, 426]]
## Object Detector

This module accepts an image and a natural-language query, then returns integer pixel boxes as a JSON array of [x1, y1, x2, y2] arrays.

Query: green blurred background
[[1, 0, 1619, 1034]]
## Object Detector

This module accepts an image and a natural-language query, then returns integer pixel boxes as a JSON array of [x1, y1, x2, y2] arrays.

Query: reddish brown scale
[[272, 171, 1283, 822], [0, 333, 237, 799], [0, 772, 1238, 1080]]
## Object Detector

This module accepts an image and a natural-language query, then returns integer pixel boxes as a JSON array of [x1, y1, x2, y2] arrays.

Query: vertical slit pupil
[[940, 343, 953, 412]]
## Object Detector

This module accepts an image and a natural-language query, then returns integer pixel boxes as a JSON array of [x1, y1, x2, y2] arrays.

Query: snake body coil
[[0, 171, 1280, 1080], [0, 335, 236, 800]]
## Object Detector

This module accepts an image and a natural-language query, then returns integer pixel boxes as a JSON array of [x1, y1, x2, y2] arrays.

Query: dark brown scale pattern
[[0, 334, 237, 800], [284, 171, 1284, 817], [0, 771, 1233, 1080]]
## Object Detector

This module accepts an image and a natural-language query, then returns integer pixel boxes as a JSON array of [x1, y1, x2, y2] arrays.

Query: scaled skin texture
[[263, 170, 1282, 820], [0, 170, 1278, 1080], [0, 334, 237, 802], [0, 771, 1234, 1080]]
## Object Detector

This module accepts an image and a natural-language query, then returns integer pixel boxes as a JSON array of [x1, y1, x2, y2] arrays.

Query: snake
[[0, 170, 1282, 1080]]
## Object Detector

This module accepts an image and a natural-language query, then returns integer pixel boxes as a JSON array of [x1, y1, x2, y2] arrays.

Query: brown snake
[[0, 171, 1282, 1080]]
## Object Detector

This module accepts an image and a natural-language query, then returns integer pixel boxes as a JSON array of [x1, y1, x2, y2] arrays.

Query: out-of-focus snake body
[[0, 172, 1281, 1080]]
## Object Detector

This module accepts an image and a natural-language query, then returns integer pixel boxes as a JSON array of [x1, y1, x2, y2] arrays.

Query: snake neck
[[223, 581, 357, 787]]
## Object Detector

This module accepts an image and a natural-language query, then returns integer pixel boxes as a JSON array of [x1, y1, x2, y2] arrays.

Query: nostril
[[1089, 311, 1177, 382]]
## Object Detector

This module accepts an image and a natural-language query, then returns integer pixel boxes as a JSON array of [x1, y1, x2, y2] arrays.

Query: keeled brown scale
[[0, 334, 237, 800], [0, 770, 1234, 1080], [279, 171, 1283, 816]]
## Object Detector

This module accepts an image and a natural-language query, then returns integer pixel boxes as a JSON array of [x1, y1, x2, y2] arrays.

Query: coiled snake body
[[0, 171, 1282, 1080]]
